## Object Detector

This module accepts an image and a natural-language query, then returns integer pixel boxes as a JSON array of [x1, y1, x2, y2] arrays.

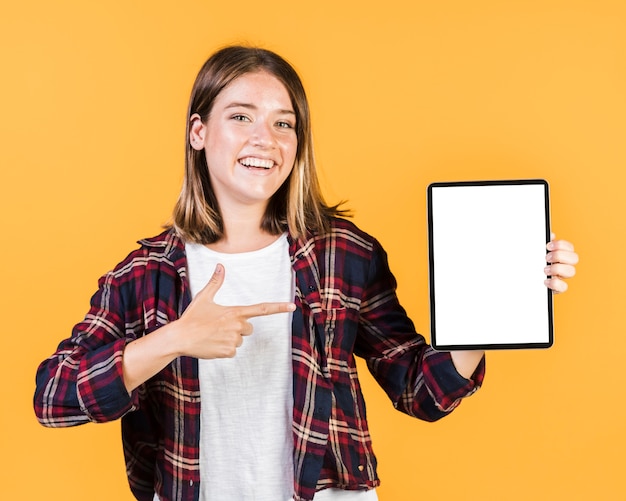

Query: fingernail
[[547, 242, 554, 250], [288, 303, 296, 311], [546, 253, 552, 262], [544, 266, 551, 274]]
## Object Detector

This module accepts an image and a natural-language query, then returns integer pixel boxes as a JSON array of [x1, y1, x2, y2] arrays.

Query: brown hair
[[171, 45, 347, 244]]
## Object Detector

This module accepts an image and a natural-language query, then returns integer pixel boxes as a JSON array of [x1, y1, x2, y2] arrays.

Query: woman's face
[[190, 71, 298, 215]]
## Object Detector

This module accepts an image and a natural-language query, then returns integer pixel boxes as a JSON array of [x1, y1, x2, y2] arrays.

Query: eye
[[232, 114, 251, 122], [276, 120, 295, 129]]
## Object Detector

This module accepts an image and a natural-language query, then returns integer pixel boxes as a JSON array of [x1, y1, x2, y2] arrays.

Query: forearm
[[35, 322, 184, 425], [122, 320, 183, 393]]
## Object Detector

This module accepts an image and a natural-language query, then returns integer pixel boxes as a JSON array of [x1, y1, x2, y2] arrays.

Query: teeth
[[239, 157, 274, 169]]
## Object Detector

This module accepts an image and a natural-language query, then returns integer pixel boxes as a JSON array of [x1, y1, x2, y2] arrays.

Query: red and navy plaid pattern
[[34, 219, 484, 501]]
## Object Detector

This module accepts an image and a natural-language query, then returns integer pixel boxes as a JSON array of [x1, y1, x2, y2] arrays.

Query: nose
[[250, 120, 277, 148]]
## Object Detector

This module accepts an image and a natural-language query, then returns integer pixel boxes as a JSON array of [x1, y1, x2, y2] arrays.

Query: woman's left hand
[[544, 234, 579, 294]]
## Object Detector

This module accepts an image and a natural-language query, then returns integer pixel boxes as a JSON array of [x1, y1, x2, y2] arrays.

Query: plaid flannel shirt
[[34, 218, 484, 501]]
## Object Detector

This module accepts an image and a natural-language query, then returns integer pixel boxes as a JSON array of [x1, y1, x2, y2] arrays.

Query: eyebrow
[[224, 102, 296, 115]]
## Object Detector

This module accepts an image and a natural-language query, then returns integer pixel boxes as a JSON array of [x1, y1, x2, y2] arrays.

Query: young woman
[[34, 46, 578, 501]]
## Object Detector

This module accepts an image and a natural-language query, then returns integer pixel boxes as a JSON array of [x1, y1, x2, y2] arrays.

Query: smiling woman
[[173, 46, 346, 246], [32, 45, 578, 501], [188, 71, 298, 242]]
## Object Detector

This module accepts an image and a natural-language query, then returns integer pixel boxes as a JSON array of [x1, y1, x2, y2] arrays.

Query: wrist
[[450, 350, 485, 379], [157, 319, 186, 359]]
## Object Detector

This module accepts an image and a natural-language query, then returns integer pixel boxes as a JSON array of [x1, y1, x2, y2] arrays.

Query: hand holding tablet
[[427, 179, 577, 351]]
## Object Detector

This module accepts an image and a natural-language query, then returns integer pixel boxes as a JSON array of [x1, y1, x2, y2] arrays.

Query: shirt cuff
[[423, 348, 485, 412], [76, 338, 138, 422]]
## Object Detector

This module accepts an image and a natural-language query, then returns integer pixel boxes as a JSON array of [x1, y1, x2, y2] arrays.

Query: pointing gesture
[[177, 263, 296, 359], [121, 263, 295, 393]]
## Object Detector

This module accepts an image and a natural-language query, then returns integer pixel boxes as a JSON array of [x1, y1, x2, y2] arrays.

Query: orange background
[[2, 1, 624, 499]]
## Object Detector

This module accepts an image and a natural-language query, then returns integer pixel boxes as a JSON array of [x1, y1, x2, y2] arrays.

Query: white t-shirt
[[156, 235, 377, 501]]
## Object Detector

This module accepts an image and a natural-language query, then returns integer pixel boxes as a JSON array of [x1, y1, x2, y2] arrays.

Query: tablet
[[427, 179, 553, 350]]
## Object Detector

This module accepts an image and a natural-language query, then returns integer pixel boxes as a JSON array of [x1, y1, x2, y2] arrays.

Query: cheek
[[283, 137, 298, 165], [205, 123, 241, 151]]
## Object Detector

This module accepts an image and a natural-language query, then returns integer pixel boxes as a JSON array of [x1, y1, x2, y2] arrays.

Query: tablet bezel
[[427, 179, 553, 351]]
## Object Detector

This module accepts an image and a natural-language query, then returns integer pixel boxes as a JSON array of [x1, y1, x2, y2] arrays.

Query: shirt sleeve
[[34, 261, 141, 427], [354, 239, 485, 422]]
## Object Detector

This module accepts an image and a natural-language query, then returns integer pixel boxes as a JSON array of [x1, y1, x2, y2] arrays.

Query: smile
[[239, 157, 275, 169]]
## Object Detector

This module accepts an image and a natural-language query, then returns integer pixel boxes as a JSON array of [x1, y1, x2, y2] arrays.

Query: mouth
[[238, 156, 276, 170]]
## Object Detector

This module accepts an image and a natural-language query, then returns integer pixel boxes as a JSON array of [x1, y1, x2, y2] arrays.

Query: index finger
[[237, 302, 296, 319]]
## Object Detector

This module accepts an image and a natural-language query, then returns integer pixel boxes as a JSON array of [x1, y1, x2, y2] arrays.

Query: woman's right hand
[[121, 263, 295, 393], [175, 263, 295, 359]]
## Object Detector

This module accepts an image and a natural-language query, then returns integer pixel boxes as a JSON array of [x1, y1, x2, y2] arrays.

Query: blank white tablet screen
[[429, 181, 552, 349]]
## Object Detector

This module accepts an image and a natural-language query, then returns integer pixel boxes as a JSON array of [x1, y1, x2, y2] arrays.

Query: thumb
[[199, 263, 225, 302]]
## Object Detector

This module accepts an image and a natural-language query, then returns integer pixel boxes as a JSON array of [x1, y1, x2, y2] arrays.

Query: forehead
[[214, 71, 294, 111]]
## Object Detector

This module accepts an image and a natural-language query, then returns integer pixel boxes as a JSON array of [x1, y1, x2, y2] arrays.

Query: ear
[[189, 113, 206, 151]]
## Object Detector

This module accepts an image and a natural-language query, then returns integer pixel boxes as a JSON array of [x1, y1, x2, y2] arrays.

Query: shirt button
[[308, 285, 317, 291], [189, 480, 194, 486], [358, 465, 364, 472]]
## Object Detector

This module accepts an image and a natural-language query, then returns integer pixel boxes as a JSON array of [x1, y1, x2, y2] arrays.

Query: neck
[[209, 203, 279, 253]]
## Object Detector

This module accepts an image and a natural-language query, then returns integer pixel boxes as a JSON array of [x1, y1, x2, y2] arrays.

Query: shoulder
[[102, 228, 185, 285], [299, 217, 386, 263], [137, 228, 185, 258], [325, 217, 382, 253], [86, 229, 186, 320]]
